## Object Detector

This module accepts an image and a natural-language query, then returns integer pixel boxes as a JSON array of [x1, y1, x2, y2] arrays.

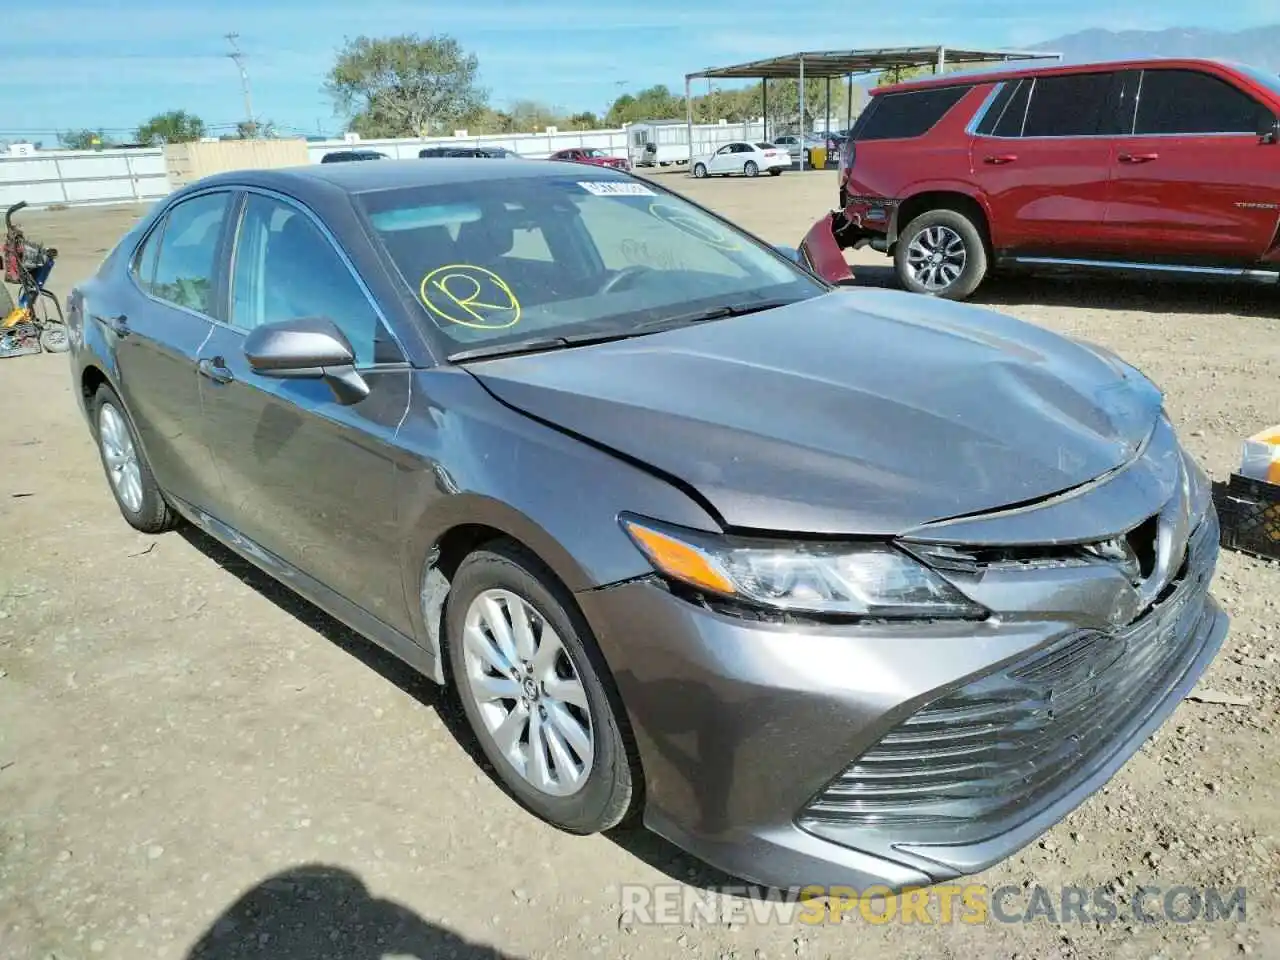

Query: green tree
[[135, 110, 206, 145], [566, 111, 599, 130], [58, 129, 111, 150], [875, 64, 940, 87], [508, 99, 560, 133], [326, 33, 488, 138], [605, 85, 683, 125], [234, 119, 278, 139]]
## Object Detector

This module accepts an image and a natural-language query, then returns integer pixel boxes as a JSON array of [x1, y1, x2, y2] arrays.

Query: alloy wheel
[[459, 588, 595, 797], [98, 402, 143, 514], [905, 225, 968, 291]]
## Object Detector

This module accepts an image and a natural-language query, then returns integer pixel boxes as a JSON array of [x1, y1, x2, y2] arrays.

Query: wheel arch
[[890, 187, 994, 256], [406, 494, 605, 686]]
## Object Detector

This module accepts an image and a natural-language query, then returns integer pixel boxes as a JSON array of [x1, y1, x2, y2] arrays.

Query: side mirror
[[243, 316, 370, 405], [774, 244, 804, 265], [1257, 113, 1279, 144]]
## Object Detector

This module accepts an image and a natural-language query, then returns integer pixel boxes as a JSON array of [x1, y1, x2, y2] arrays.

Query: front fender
[[798, 213, 855, 285], [393, 369, 723, 653]]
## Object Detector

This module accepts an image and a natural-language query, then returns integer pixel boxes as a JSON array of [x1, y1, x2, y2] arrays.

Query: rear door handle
[[984, 154, 1018, 165], [1118, 152, 1159, 163], [197, 357, 234, 384]]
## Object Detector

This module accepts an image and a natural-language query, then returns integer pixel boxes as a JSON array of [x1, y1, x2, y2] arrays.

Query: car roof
[[874, 56, 1247, 96], [187, 157, 629, 202]]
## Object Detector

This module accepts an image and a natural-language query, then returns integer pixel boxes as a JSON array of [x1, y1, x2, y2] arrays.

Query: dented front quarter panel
[[799, 212, 855, 285]]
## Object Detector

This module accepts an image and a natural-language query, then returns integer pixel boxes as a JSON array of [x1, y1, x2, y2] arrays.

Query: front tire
[[92, 384, 179, 533], [692, 163, 708, 179], [447, 542, 636, 835], [894, 208, 988, 300], [743, 160, 759, 178]]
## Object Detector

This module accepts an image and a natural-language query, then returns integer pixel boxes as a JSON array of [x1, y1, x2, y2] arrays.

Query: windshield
[[1233, 62, 1280, 99], [359, 174, 824, 354], [754, 142, 775, 150]]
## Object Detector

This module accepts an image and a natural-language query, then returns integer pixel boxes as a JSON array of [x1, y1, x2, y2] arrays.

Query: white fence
[[0, 121, 769, 211]]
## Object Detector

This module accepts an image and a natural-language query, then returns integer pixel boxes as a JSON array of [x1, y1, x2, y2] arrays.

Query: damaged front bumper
[[577, 426, 1228, 892]]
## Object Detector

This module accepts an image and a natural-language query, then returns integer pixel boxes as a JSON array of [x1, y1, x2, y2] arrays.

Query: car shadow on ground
[[848, 262, 1279, 319], [177, 527, 780, 899], [184, 863, 521, 959]]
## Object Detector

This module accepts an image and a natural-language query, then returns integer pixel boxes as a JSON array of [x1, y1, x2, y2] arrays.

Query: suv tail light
[[840, 139, 855, 171]]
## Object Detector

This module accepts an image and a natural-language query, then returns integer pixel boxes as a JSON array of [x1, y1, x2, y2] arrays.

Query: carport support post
[[761, 79, 769, 141], [685, 75, 694, 175], [847, 74, 853, 129], [936, 46, 947, 74], [798, 56, 805, 170], [825, 75, 831, 147]]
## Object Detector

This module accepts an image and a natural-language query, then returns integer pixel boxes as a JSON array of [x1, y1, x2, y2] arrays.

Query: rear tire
[[894, 208, 988, 301], [447, 541, 637, 835], [744, 160, 759, 178], [91, 384, 179, 534], [768, 168, 782, 177]]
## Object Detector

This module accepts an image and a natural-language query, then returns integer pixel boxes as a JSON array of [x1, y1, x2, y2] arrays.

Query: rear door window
[[1134, 69, 1263, 134], [1021, 72, 1115, 137], [147, 192, 231, 316], [855, 86, 971, 141]]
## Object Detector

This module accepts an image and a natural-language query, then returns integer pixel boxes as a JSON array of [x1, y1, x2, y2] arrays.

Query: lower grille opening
[[799, 513, 1219, 842]]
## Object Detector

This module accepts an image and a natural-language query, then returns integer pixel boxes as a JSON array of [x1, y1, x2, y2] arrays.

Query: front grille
[[800, 511, 1219, 838]]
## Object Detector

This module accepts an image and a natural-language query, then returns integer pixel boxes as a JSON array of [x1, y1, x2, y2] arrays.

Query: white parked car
[[772, 133, 825, 164], [692, 141, 789, 179]]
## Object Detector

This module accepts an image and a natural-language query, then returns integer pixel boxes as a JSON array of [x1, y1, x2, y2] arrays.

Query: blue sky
[[4, 0, 1276, 141]]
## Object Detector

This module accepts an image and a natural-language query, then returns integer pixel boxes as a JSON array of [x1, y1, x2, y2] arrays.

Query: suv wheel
[[447, 541, 637, 834], [895, 209, 988, 300]]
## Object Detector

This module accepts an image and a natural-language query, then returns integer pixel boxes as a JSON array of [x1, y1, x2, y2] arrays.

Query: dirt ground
[[1, 170, 1279, 960]]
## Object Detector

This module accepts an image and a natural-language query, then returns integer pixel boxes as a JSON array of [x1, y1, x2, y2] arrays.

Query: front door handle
[[1118, 152, 1159, 163], [197, 357, 234, 384], [984, 154, 1018, 165], [100, 314, 129, 338]]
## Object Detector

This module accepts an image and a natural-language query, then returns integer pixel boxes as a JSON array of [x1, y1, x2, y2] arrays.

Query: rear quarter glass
[[854, 85, 972, 141]]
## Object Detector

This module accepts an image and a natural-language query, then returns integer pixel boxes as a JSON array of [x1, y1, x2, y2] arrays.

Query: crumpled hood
[[467, 288, 1163, 535]]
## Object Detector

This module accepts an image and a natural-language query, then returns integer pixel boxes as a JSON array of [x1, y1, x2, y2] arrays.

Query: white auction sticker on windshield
[[578, 181, 656, 196]]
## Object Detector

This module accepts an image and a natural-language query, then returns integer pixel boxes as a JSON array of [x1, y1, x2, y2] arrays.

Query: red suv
[[804, 59, 1280, 300]]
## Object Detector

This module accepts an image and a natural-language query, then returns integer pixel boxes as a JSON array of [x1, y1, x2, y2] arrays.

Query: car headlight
[[1182, 445, 1213, 525], [620, 516, 987, 619]]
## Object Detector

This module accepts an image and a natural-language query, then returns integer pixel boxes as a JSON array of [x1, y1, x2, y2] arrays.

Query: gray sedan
[[66, 157, 1227, 892]]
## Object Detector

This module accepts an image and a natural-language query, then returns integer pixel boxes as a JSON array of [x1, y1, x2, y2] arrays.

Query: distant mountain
[[1028, 25, 1280, 71]]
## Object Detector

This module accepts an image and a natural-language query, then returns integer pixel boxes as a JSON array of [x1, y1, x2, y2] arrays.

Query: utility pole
[[225, 33, 255, 137]]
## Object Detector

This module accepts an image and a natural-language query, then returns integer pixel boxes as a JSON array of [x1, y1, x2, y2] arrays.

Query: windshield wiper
[[447, 298, 800, 363], [632, 298, 799, 333], [448, 330, 637, 362]]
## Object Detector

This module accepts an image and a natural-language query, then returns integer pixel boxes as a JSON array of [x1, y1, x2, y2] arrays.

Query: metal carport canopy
[[682, 46, 1059, 171]]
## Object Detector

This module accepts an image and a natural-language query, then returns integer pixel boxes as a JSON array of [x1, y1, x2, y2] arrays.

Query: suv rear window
[[1134, 69, 1262, 134], [855, 85, 970, 141]]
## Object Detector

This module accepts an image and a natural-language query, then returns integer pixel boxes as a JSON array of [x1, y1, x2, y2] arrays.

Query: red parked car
[[800, 58, 1280, 300], [548, 147, 630, 170]]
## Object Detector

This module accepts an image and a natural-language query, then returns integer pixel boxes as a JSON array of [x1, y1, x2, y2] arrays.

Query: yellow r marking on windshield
[[420, 264, 522, 330]]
